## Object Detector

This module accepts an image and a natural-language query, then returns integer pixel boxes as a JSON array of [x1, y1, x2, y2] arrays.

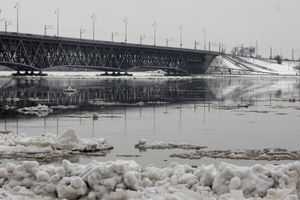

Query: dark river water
[[0, 76, 300, 167]]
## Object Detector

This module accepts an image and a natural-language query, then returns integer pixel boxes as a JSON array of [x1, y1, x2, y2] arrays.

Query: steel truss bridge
[[0, 31, 219, 75]]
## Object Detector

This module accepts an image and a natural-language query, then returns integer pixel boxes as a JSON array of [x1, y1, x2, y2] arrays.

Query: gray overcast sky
[[1, 0, 300, 58]]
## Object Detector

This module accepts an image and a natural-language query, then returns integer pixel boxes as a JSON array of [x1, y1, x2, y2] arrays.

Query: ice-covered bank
[[0, 129, 113, 160], [0, 160, 299, 200], [211, 55, 300, 76]]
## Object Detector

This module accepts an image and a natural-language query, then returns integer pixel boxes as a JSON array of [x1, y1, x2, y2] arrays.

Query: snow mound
[[135, 139, 207, 151], [0, 160, 300, 199], [0, 129, 113, 159]]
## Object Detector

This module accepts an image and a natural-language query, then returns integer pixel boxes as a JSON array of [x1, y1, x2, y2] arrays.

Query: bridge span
[[0, 31, 220, 75]]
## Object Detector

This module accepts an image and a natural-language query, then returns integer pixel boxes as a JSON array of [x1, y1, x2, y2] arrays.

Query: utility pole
[[111, 32, 119, 42], [44, 25, 53, 36], [80, 27, 87, 39], [292, 48, 294, 61], [178, 25, 183, 47], [14, 3, 20, 33], [91, 13, 96, 40], [209, 42, 211, 51], [123, 17, 128, 43], [54, 8, 60, 37], [202, 28, 207, 50], [140, 35, 146, 45], [152, 22, 157, 46], [5, 20, 12, 32], [270, 47, 273, 59]]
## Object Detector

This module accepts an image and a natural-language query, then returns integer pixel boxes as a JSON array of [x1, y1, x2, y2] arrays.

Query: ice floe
[[0, 129, 113, 160], [170, 148, 300, 161], [135, 139, 207, 151], [49, 105, 78, 110], [216, 103, 253, 110], [0, 160, 299, 199], [17, 104, 53, 117]]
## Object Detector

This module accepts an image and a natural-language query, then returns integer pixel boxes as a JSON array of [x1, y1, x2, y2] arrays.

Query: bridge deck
[[0, 31, 220, 74], [0, 31, 219, 55]]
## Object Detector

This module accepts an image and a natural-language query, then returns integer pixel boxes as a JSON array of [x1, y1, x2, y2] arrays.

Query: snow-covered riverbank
[[211, 56, 300, 76], [0, 160, 299, 200]]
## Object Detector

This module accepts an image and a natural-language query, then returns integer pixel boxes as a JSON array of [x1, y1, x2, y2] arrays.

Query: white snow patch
[[0, 160, 300, 199]]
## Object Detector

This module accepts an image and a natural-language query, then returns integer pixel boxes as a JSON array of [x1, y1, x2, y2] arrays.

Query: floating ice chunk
[[135, 140, 207, 151], [17, 104, 53, 117], [0, 129, 113, 160]]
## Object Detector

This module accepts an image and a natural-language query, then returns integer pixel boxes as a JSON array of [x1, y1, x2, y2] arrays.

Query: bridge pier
[[99, 71, 133, 77], [12, 71, 48, 77]]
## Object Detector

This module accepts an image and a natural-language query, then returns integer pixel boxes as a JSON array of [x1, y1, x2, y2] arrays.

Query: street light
[[194, 40, 200, 50], [80, 27, 87, 39], [111, 32, 120, 42], [178, 25, 183, 47], [152, 21, 157, 46], [165, 38, 173, 47], [140, 35, 146, 45], [123, 17, 128, 43], [5, 20, 12, 32], [91, 13, 96, 40], [14, 3, 20, 33], [54, 8, 60, 37], [202, 28, 207, 50], [44, 25, 53, 36]]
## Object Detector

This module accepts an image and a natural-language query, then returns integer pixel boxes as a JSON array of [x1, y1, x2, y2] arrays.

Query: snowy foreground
[[0, 160, 300, 200]]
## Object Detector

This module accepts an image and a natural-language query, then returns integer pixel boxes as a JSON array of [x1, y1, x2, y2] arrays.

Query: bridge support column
[[12, 71, 47, 77], [100, 71, 133, 77]]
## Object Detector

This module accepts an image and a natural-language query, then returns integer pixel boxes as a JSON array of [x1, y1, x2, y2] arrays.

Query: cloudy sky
[[0, 0, 299, 58]]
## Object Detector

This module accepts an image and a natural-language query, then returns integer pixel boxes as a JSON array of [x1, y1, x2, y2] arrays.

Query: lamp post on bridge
[[44, 25, 53, 36], [194, 41, 200, 50], [0, 10, 4, 28], [80, 27, 87, 39], [111, 32, 120, 42], [14, 3, 20, 33], [152, 21, 157, 46], [54, 8, 60, 37], [5, 20, 12, 33], [165, 38, 173, 47], [140, 35, 146, 45], [91, 13, 96, 40], [202, 28, 207, 50], [178, 25, 183, 47], [123, 17, 128, 43]]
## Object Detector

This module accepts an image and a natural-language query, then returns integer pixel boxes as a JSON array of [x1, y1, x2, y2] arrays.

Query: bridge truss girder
[[0, 33, 218, 74]]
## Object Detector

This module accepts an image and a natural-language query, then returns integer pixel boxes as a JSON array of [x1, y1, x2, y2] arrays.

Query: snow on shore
[[213, 56, 300, 76], [0, 160, 299, 200], [0, 129, 113, 160]]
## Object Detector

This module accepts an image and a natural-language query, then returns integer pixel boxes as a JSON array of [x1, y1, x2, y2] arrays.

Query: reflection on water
[[0, 76, 300, 167]]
